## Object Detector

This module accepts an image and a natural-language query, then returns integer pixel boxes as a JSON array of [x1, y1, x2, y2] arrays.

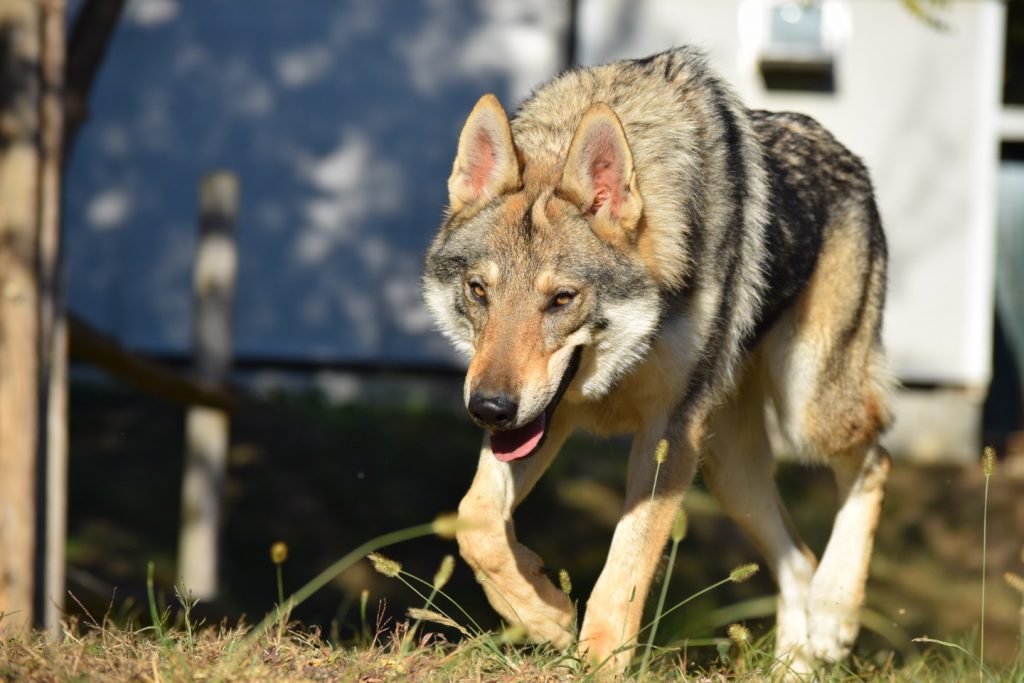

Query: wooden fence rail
[[68, 314, 237, 412]]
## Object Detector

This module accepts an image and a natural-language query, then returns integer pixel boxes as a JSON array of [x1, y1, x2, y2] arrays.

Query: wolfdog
[[423, 47, 891, 674]]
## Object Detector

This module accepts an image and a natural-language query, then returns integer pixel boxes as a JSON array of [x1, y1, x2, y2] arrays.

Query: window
[[759, 1, 835, 93]]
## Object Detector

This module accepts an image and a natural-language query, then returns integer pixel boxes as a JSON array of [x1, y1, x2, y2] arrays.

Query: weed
[[638, 507, 687, 678], [270, 541, 288, 606], [982, 446, 995, 681]]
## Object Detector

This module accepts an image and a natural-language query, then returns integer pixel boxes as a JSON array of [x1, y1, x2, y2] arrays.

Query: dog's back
[[512, 48, 889, 423]]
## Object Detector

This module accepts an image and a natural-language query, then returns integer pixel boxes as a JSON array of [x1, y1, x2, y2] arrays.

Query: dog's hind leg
[[767, 209, 892, 665], [806, 441, 890, 662], [455, 412, 574, 648], [701, 366, 817, 671]]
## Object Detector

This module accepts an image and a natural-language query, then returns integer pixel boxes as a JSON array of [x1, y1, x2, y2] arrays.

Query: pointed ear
[[558, 103, 643, 240], [448, 94, 521, 213]]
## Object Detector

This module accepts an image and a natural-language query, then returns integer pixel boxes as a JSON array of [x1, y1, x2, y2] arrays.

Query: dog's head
[[424, 94, 661, 461]]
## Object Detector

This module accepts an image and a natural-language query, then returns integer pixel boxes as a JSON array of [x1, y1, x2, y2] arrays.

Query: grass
[[6, 382, 1023, 680], [4, 506, 1024, 681], [3, 542, 1022, 682], [0, 619, 1017, 682], [5, 514, 1022, 681]]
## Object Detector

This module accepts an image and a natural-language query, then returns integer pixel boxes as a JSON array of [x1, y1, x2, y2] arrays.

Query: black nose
[[468, 393, 518, 430]]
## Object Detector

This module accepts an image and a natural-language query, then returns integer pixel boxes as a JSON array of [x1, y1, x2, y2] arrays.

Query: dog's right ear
[[448, 94, 521, 214]]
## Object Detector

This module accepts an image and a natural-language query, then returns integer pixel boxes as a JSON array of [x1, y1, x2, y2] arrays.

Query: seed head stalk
[[271, 541, 288, 606], [649, 439, 669, 504], [635, 563, 759, 638], [980, 447, 994, 683], [402, 555, 454, 655], [638, 508, 687, 679], [239, 521, 438, 650]]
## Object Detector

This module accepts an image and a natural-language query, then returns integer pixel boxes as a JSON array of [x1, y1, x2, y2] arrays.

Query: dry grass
[[3, 521, 1022, 682], [0, 618, 579, 682], [2, 615, 1020, 682]]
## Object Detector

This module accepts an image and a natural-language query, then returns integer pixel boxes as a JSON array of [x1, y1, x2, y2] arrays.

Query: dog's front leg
[[456, 415, 574, 648], [578, 419, 701, 673]]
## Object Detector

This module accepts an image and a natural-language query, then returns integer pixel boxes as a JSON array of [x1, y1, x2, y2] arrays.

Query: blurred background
[[2, 0, 1023, 668]]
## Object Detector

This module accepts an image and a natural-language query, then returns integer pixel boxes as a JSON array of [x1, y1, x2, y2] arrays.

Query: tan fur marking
[[787, 220, 890, 457], [793, 224, 865, 339], [467, 296, 562, 424], [530, 191, 553, 232], [633, 216, 671, 287], [466, 332, 501, 395], [535, 269, 580, 300], [468, 317, 538, 396]]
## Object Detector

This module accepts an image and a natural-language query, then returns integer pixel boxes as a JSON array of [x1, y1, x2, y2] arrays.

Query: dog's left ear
[[558, 103, 643, 243]]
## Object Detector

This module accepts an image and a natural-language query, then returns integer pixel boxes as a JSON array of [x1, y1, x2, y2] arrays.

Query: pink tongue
[[490, 413, 546, 462]]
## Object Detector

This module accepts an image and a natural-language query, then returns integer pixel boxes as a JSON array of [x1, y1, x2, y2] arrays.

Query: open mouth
[[489, 347, 582, 463]]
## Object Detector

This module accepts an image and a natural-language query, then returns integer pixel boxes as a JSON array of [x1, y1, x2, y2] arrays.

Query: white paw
[[805, 607, 859, 663], [775, 648, 817, 681], [775, 599, 809, 656]]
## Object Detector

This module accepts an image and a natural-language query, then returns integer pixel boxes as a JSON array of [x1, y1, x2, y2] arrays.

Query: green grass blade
[[638, 537, 680, 678], [146, 561, 163, 640]]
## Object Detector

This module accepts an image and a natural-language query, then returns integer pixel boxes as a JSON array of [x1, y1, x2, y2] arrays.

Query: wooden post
[[178, 172, 239, 600], [41, 316, 67, 637], [0, 0, 43, 628], [37, 0, 67, 639]]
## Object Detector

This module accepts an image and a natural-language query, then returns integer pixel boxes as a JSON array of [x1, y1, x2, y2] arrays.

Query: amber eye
[[550, 291, 576, 309], [470, 282, 487, 302]]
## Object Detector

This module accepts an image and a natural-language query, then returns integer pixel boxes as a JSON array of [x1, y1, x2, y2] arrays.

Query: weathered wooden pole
[[178, 172, 239, 600], [37, 0, 68, 639], [41, 318, 67, 638], [0, 0, 43, 628]]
